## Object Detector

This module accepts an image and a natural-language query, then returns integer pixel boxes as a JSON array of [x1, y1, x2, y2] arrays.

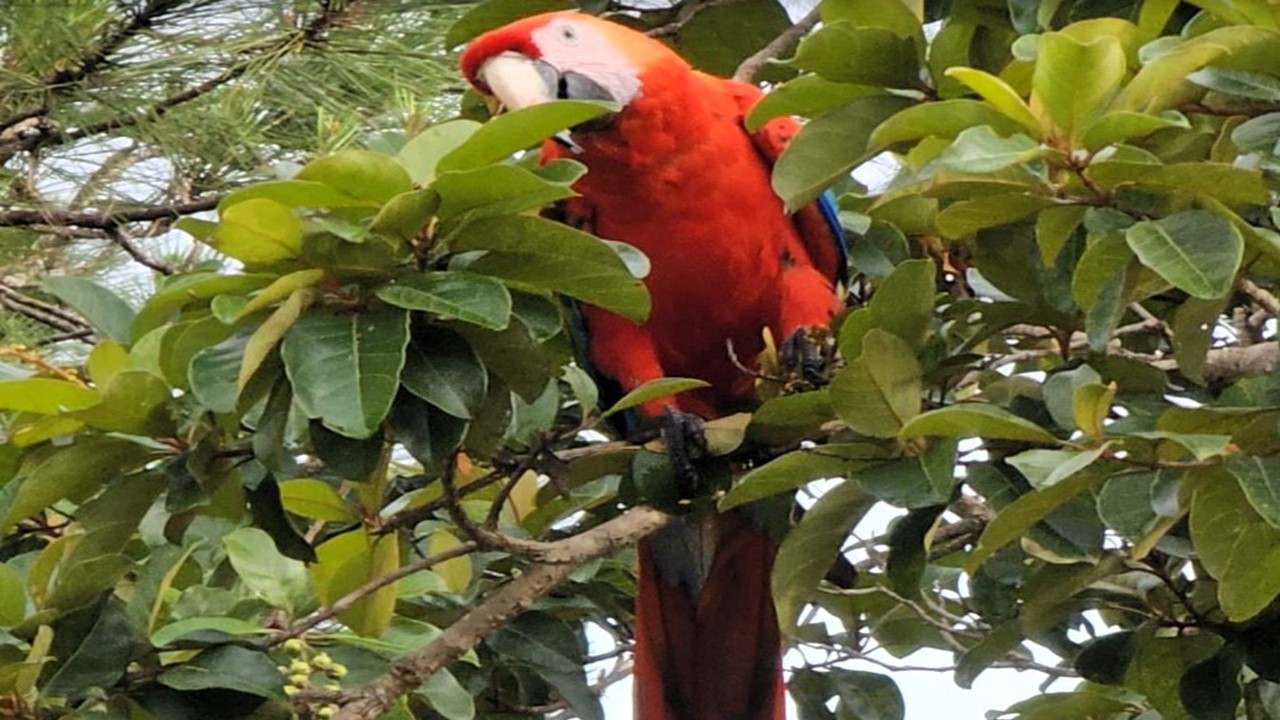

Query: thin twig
[[0, 197, 219, 230], [106, 226, 177, 275]]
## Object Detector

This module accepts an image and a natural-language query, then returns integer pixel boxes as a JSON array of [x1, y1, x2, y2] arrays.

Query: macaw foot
[[778, 326, 840, 393], [658, 407, 708, 498]]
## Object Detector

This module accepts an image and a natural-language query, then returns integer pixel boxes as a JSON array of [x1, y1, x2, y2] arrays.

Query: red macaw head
[[459, 12, 686, 116]]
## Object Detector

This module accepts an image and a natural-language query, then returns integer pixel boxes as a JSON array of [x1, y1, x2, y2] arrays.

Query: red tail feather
[[634, 512, 785, 720]]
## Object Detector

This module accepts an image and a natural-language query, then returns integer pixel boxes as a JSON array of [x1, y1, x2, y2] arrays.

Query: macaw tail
[[633, 511, 785, 720]]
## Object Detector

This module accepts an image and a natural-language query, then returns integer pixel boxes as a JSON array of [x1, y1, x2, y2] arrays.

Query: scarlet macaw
[[461, 13, 846, 720]]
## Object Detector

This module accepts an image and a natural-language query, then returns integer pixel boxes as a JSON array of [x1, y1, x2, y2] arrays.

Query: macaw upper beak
[[477, 52, 562, 113], [477, 52, 617, 113]]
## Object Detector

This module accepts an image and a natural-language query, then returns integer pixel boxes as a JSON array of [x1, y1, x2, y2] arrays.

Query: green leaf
[[720, 444, 881, 510], [223, 527, 309, 613], [1188, 67, 1280, 102], [376, 272, 512, 330], [42, 276, 135, 343], [5, 436, 151, 531], [397, 120, 482, 184], [278, 478, 357, 523], [295, 149, 412, 205], [746, 390, 837, 446], [870, 99, 1024, 150], [1031, 32, 1126, 142], [825, 668, 906, 720], [862, 258, 936, 351], [746, 76, 876, 132], [434, 163, 577, 221], [310, 527, 400, 637], [967, 472, 1105, 572], [158, 645, 287, 699], [401, 330, 488, 420], [830, 330, 922, 438], [773, 95, 914, 212], [239, 288, 313, 391], [0, 562, 24, 626], [1225, 456, 1280, 530], [43, 598, 134, 698], [218, 179, 377, 210], [936, 126, 1046, 174], [936, 194, 1059, 239], [900, 403, 1059, 444], [1081, 110, 1190, 152], [437, 101, 613, 174], [150, 617, 266, 648], [71, 370, 173, 435], [602, 377, 710, 418], [282, 310, 410, 439], [454, 215, 649, 322], [444, 0, 573, 48], [419, 668, 476, 720], [943, 67, 1043, 135], [211, 198, 303, 263], [1189, 469, 1280, 621], [1126, 630, 1224, 720], [773, 478, 876, 637], [0, 378, 100, 414], [675, 0, 792, 79], [1125, 210, 1242, 300], [490, 612, 603, 720], [790, 24, 919, 88]]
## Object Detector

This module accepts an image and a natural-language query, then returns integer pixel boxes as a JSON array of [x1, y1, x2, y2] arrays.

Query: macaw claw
[[658, 406, 709, 498], [778, 326, 839, 392]]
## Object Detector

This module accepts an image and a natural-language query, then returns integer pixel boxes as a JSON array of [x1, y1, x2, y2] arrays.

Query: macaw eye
[[561, 25, 577, 42]]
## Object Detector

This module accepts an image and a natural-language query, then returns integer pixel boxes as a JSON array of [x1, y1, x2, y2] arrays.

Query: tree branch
[[0, 284, 92, 336], [0, 197, 219, 230], [734, 6, 822, 83], [318, 506, 671, 720]]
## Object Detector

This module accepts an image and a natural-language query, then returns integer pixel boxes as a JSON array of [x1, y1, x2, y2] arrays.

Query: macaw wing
[[722, 79, 849, 286]]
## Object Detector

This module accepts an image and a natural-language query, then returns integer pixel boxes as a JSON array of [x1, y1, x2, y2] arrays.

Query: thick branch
[[733, 6, 822, 83], [326, 506, 671, 720], [0, 285, 92, 336]]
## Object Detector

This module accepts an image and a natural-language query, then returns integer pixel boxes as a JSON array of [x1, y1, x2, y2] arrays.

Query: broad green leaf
[[0, 378, 99, 414], [236, 268, 326, 319], [1125, 630, 1223, 720], [1172, 296, 1227, 385], [376, 272, 512, 330], [602, 378, 710, 418], [900, 404, 1058, 444], [42, 598, 134, 698], [1086, 162, 1268, 205], [747, 390, 837, 446], [278, 478, 357, 522], [158, 645, 287, 699], [401, 330, 488, 419], [211, 198, 303, 263], [490, 612, 604, 720], [42, 276, 135, 343], [218, 179, 375, 210], [937, 126, 1046, 174], [1128, 431, 1232, 462], [943, 67, 1042, 135], [454, 215, 649, 322], [157, 318, 233, 390], [830, 330, 922, 438], [821, 0, 924, 46], [1124, 210, 1242, 300], [1007, 446, 1108, 490], [773, 478, 876, 636], [434, 163, 578, 221], [87, 340, 129, 385], [426, 530, 472, 594], [871, 100, 1024, 150], [1225, 456, 1280, 530], [5, 436, 151, 531], [223, 527, 309, 613], [311, 528, 401, 637], [1112, 39, 1227, 113], [746, 76, 876, 131], [720, 444, 882, 510], [774, 95, 914, 212], [675, 0, 793, 79], [1030, 32, 1126, 142], [1188, 67, 1280, 102], [0, 563, 24, 626], [1232, 112, 1280, 155], [295, 149, 412, 205], [420, 668, 476, 720], [239, 288, 314, 390], [1081, 110, 1190, 152], [861, 258, 936, 352], [790, 24, 919, 88], [282, 310, 410, 439], [132, 272, 275, 339], [71, 370, 173, 436], [437, 101, 613, 174], [966, 472, 1105, 572], [936, 194, 1059, 239], [1073, 382, 1115, 440], [150, 617, 266, 648], [397, 120, 482, 184], [1189, 469, 1280, 621]]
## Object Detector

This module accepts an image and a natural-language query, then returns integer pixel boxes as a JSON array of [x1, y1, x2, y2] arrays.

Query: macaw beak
[[477, 52, 561, 113]]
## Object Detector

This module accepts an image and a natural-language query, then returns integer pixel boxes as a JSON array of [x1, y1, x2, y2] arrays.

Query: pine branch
[[0, 285, 92, 337], [734, 5, 821, 83], [0, 197, 219, 230]]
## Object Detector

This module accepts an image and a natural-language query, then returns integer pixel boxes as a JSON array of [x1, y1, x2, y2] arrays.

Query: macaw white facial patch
[[531, 17, 642, 107]]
